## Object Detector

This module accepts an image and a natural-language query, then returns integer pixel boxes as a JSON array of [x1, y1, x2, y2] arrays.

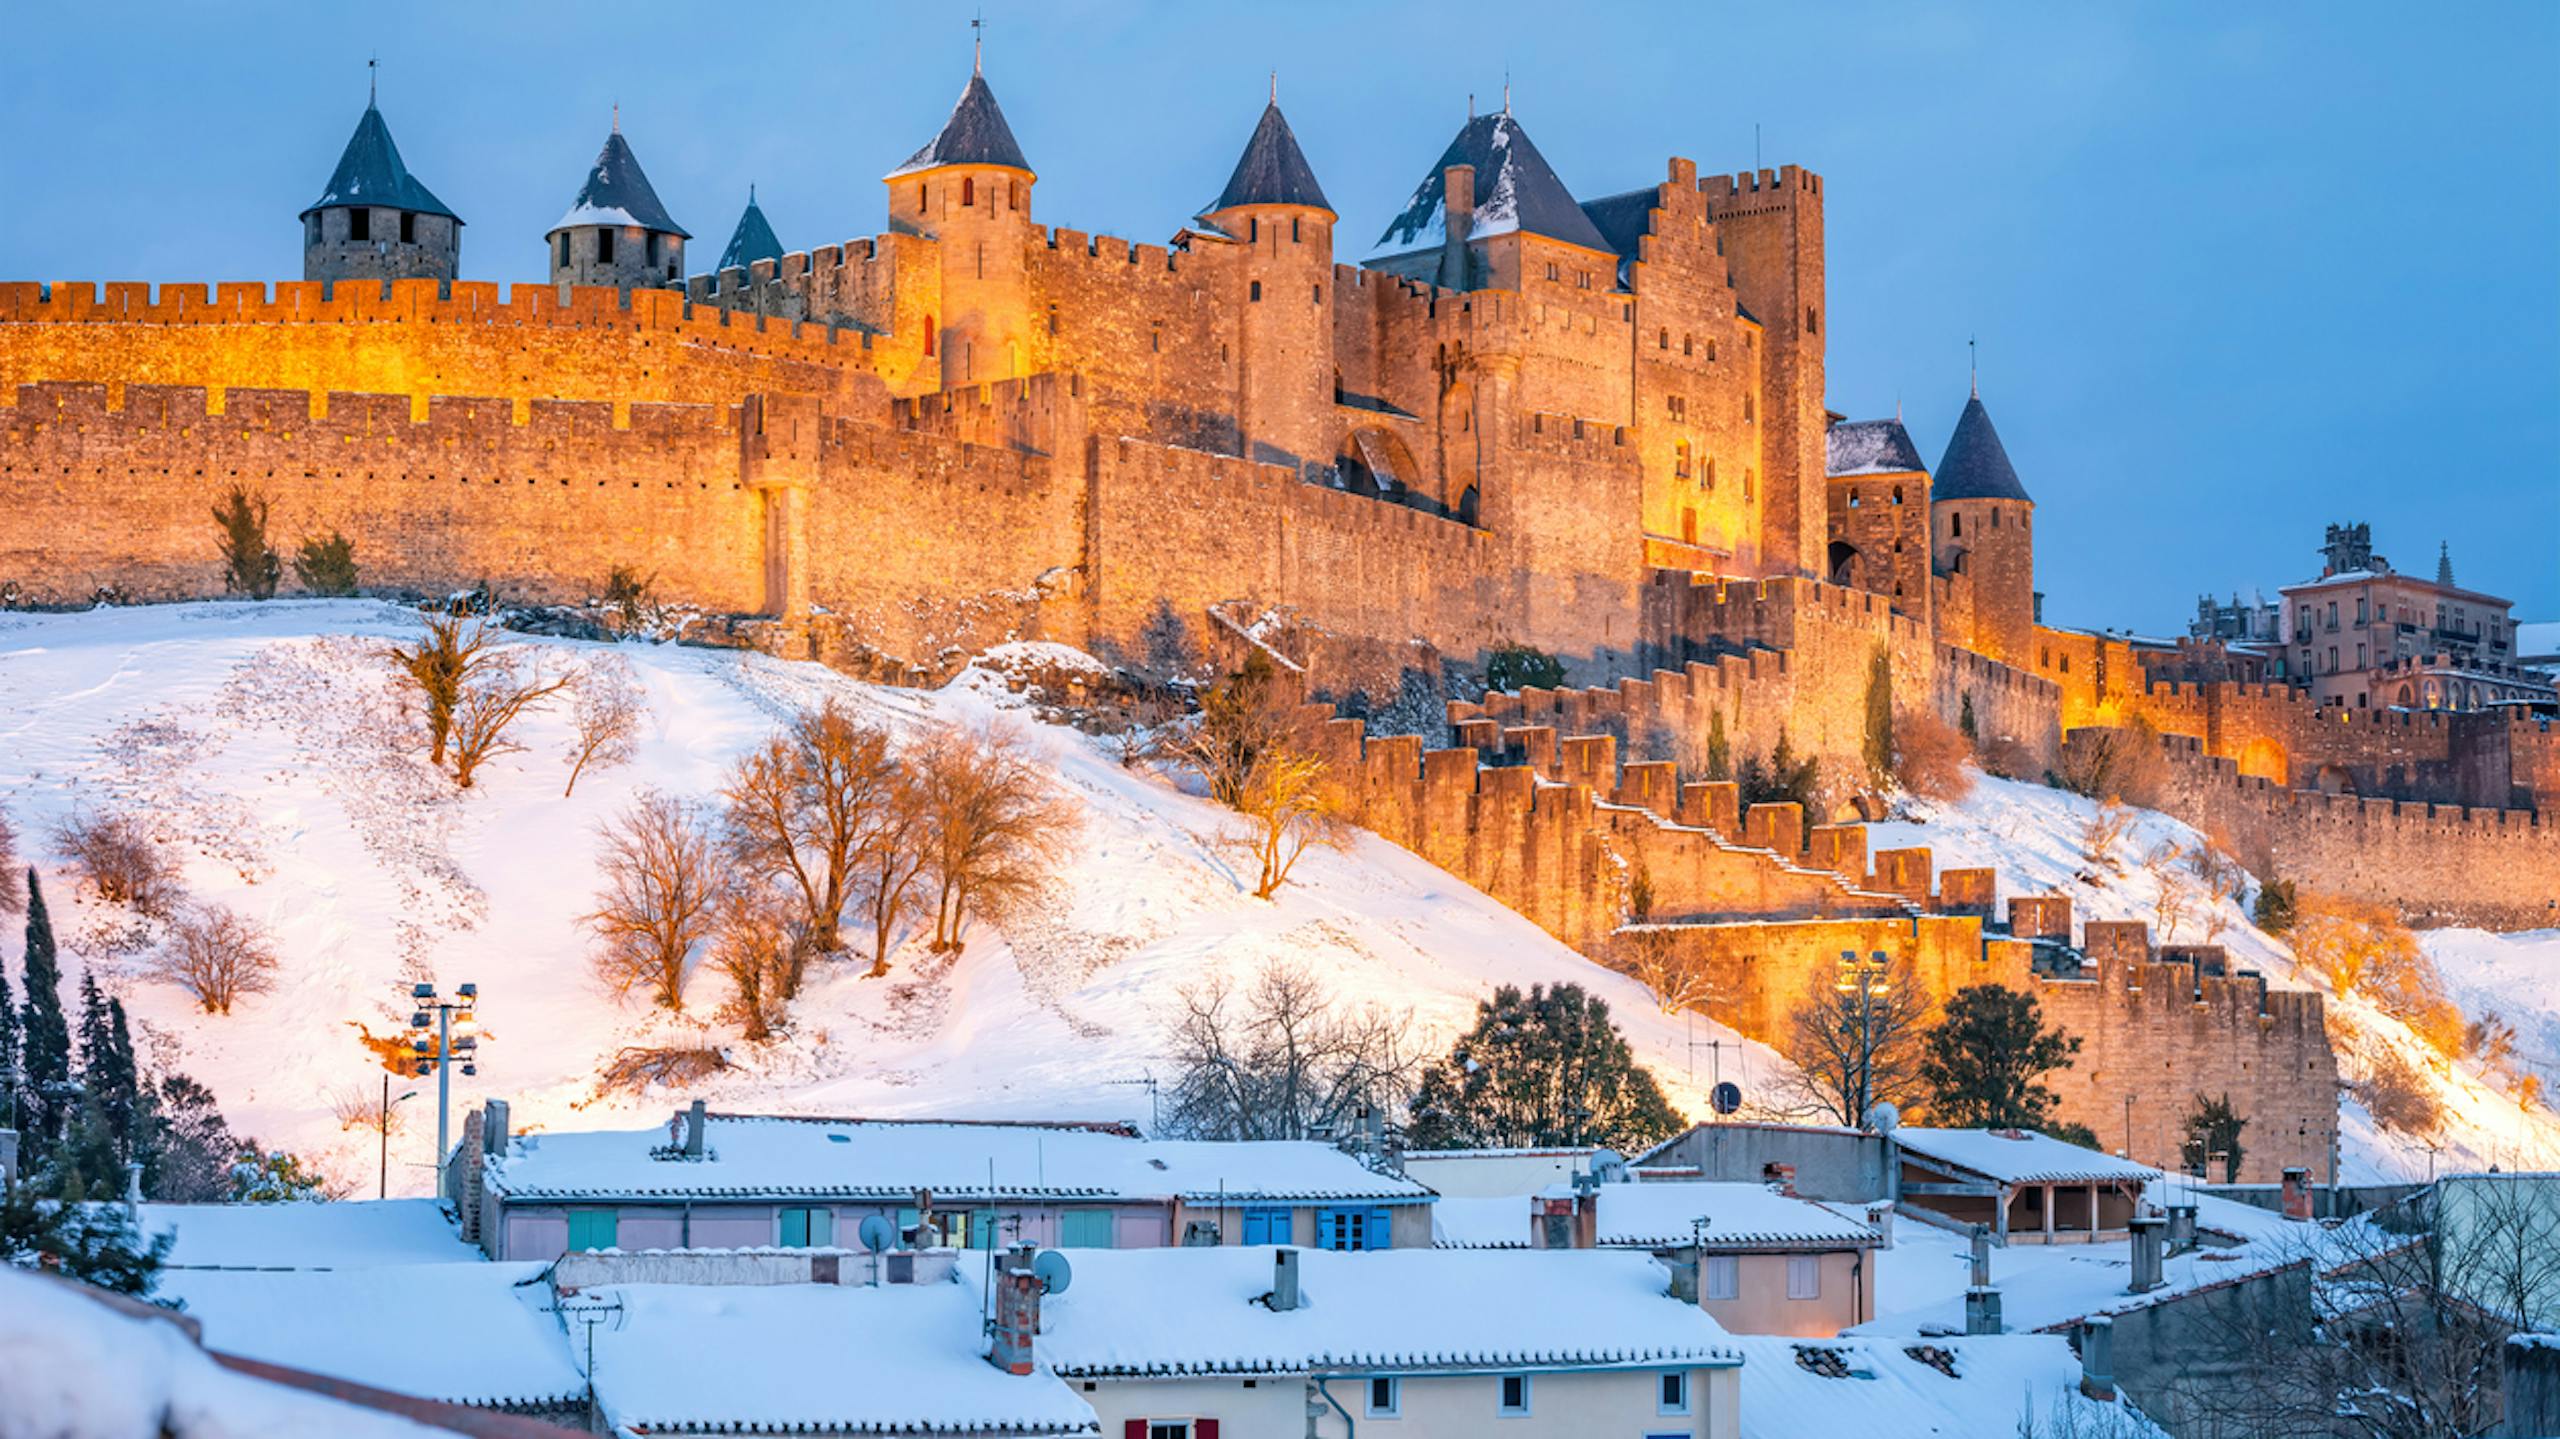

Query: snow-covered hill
[[2, 602, 2549, 1196], [0, 603, 1764, 1196]]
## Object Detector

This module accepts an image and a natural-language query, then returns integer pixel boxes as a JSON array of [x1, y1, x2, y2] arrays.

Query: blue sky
[[2, 1, 2552, 629]]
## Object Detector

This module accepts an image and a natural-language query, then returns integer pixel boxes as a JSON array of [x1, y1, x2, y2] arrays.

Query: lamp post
[[1836, 950, 1892, 1122], [407, 981, 480, 1199], [378, 1075, 419, 1199]]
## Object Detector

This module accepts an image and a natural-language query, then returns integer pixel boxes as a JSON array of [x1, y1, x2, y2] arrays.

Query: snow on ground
[[0, 602, 1756, 1196], [1876, 775, 2560, 1184]]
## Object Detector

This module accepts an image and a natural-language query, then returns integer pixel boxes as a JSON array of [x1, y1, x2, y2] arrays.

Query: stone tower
[[1197, 92, 1336, 476], [1702, 167, 1827, 579], [715, 188, 785, 275], [887, 53, 1035, 388], [301, 99, 462, 285], [1931, 388, 2036, 667], [547, 121, 689, 290]]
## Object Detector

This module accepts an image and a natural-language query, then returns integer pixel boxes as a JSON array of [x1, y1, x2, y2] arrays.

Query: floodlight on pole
[[406, 980, 485, 1200]]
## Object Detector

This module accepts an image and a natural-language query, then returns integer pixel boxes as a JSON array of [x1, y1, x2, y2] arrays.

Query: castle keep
[[6, 57, 2553, 1178]]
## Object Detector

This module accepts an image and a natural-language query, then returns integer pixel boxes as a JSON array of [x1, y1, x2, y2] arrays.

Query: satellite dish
[[1711, 1081, 1743, 1116], [1865, 1100, 1901, 1134], [857, 1214, 896, 1253], [1032, 1249, 1074, 1296]]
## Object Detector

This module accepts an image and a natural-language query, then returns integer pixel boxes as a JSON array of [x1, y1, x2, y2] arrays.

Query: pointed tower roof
[[550, 129, 689, 239], [303, 104, 458, 222], [1933, 396, 2032, 504], [716, 190, 784, 272], [887, 71, 1033, 179], [1203, 101, 1332, 217], [1370, 110, 1610, 260]]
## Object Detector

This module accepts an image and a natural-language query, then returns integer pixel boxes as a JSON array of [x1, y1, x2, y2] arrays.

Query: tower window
[[1807, 306, 1820, 333], [1952, 512, 1963, 537], [558, 233, 570, 268], [962, 176, 974, 207], [400, 211, 416, 244], [1659, 328, 1669, 349], [597, 228, 615, 263], [1047, 305, 1059, 335], [1893, 485, 1904, 505], [1291, 216, 1301, 243], [917, 184, 927, 214], [348, 208, 370, 242], [646, 232, 660, 267], [1249, 217, 1259, 243], [1743, 395, 1755, 422], [924, 317, 935, 357], [1250, 280, 1262, 302], [1312, 284, 1322, 304], [1546, 262, 1558, 281]]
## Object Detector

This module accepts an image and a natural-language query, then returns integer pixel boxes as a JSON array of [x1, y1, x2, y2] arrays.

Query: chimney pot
[[2128, 1215, 2167, 1293], [485, 1099, 511, 1160], [2280, 1167, 2313, 1221], [1271, 1247, 1303, 1312], [1438, 163, 1475, 291], [987, 1244, 1041, 1375], [684, 1100, 707, 1158], [2078, 1316, 2116, 1401]]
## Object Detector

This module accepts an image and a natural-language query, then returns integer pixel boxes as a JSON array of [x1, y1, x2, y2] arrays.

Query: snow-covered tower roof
[[1369, 109, 1611, 261], [887, 70, 1033, 179], [549, 128, 689, 241], [1202, 100, 1332, 217], [1932, 395, 2032, 504], [1826, 418, 1928, 478], [715, 189, 784, 272], [302, 103, 459, 223]]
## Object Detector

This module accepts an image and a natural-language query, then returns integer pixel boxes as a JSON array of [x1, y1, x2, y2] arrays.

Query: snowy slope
[[0, 603, 1757, 1197], [1876, 777, 2560, 1183]]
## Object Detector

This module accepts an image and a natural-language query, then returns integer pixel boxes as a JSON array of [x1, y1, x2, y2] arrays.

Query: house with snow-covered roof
[[1435, 1179, 1885, 1337], [467, 1102, 1434, 1262], [1889, 1128, 2157, 1245]]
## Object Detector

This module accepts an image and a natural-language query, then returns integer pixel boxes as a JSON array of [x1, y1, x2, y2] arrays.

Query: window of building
[[1248, 216, 1258, 242], [2356, 597, 2368, 623], [1848, 488, 1861, 508], [923, 319, 935, 357], [1893, 485, 1904, 505], [1546, 262, 1559, 281], [349, 208, 371, 242], [566, 1209, 618, 1253], [1703, 457, 1715, 488], [1576, 270, 1589, 289], [1659, 328, 1670, 349], [1743, 394, 1755, 422], [1250, 280, 1262, 302], [400, 211, 416, 244], [962, 176, 975, 207], [1806, 305, 1819, 333], [777, 1206, 834, 1248], [1682, 508, 1698, 544], [1952, 513, 1963, 538], [1787, 1255, 1821, 1300], [1675, 441, 1691, 479], [1703, 1254, 1740, 1300], [1706, 338, 1716, 361], [1499, 1374, 1531, 1416], [1992, 507, 2001, 528], [2357, 644, 2367, 668], [2328, 647, 2339, 673], [917, 184, 927, 214], [1319, 1206, 1391, 1251], [597, 228, 615, 263], [1048, 305, 1059, 335], [1146, 1424, 1192, 1439], [1238, 1207, 1292, 1245], [1367, 1378, 1400, 1416], [646, 232, 660, 267], [1060, 1209, 1116, 1248], [1151, 325, 1162, 353], [1291, 216, 1301, 243], [1658, 1370, 1691, 1415], [1685, 334, 1695, 357], [557, 233, 570, 269]]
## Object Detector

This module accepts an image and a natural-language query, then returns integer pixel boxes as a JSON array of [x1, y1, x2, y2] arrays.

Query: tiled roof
[[550, 129, 688, 238], [1828, 418, 1928, 478], [1931, 396, 2031, 503], [1203, 101, 1332, 215], [1893, 1128, 2157, 1186], [715, 191, 783, 272], [888, 71, 1033, 179], [1371, 110, 1612, 260], [303, 105, 457, 222]]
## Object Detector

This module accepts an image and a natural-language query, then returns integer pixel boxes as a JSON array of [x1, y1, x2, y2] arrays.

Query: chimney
[[2281, 1167, 2313, 1221], [2127, 1215, 2166, 1293], [1571, 1173, 1600, 1249], [1764, 1162, 1797, 1198], [483, 1099, 511, 1160], [1437, 163, 1475, 291], [683, 1100, 707, 1159], [1963, 1224, 2003, 1336], [988, 1245, 1041, 1375], [1271, 1247, 1302, 1312], [2077, 1316, 2116, 1401], [2167, 1204, 2198, 1254]]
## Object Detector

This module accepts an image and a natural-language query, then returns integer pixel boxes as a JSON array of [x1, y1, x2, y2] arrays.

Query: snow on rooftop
[[1430, 1194, 1532, 1248], [1733, 1333, 2168, 1438], [1580, 1182, 1882, 1250], [488, 1114, 1431, 1204], [1892, 1127, 2162, 1187], [0, 1268, 445, 1438], [1855, 1213, 2307, 1338], [584, 1278, 1099, 1436], [139, 1199, 477, 1270], [1825, 418, 1927, 479], [154, 1262, 584, 1408], [1028, 1247, 1737, 1377]]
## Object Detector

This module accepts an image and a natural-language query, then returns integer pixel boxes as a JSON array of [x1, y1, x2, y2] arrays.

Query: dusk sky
[[2, 1, 2552, 630]]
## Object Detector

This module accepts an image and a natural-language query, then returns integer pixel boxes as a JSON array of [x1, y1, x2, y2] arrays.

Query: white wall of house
[[1083, 1365, 1740, 1437]]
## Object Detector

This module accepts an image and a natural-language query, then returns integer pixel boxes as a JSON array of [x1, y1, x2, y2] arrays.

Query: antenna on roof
[[972, 10, 984, 75]]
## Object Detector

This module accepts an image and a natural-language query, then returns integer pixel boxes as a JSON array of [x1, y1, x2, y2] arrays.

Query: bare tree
[[1610, 927, 1730, 1017], [0, 811, 24, 915], [448, 649, 572, 789], [1160, 962, 1420, 1141], [854, 769, 930, 978], [388, 610, 498, 768], [329, 1082, 407, 1138], [153, 905, 279, 1015], [2185, 835, 2247, 943], [722, 702, 897, 961], [587, 792, 723, 1011], [1779, 954, 1930, 1126], [563, 654, 647, 797], [1175, 654, 1344, 898], [2143, 838, 2195, 943], [2078, 799, 2136, 879], [54, 809, 181, 917], [916, 723, 1073, 954], [709, 881, 804, 1043]]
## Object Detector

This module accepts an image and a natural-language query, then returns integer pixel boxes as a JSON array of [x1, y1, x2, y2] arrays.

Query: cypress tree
[[18, 870, 70, 1163], [0, 958, 17, 1135], [103, 999, 145, 1167]]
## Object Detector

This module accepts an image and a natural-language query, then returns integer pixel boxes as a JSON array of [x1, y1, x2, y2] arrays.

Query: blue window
[[1060, 1209, 1116, 1248], [1498, 1373, 1530, 1416], [1318, 1206, 1393, 1252], [565, 1209, 618, 1253], [1240, 1207, 1293, 1245], [778, 1206, 834, 1248], [1657, 1369, 1691, 1415], [1366, 1377, 1400, 1416]]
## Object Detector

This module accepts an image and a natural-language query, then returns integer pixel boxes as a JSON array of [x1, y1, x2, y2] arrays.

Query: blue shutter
[[971, 1209, 998, 1250], [1369, 1207, 1393, 1251], [779, 1208, 809, 1247], [1062, 1210, 1115, 1248], [1243, 1207, 1291, 1245], [567, 1209, 617, 1253], [809, 1207, 834, 1248]]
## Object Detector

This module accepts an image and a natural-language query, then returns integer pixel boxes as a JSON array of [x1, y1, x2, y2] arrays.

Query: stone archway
[[1828, 540, 1859, 586], [2237, 735, 2288, 785], [2315, 764, 2356, 796]]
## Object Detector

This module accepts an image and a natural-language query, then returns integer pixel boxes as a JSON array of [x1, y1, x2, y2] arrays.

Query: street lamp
[[408, 981, 481, 1200], [1836, 950, 1892, 1123], [378, 1076, 419, 1199]]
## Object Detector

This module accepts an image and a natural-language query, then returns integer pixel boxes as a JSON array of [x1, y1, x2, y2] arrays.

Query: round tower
[[1930, 388, 2036, 667], [885, 53, 1036, 387], [547, 119, 690, 290], [301, 93, 462, 286], [1197, 89, 1336, 477]]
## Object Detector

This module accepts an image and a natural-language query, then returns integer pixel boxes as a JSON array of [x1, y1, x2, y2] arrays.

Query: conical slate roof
[[1202, 102, 1332, 216], [1370, 110, 1611, 260], [303, 104, 458, 222], [1933, 396, 2032, 504], [1827, 418, 1927, 478], [716, 191, 784, 272], [550, 130, 689, 239], [887, 72, 1032, 179]]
